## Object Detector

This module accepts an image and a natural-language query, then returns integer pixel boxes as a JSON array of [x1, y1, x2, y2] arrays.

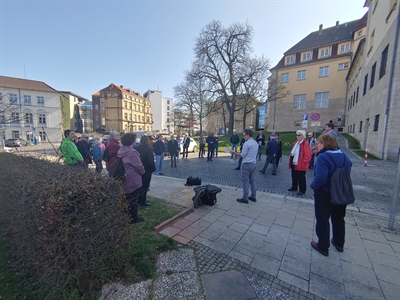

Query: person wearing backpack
[[117, 133, 145, 224], [310, 134, 352, 257]]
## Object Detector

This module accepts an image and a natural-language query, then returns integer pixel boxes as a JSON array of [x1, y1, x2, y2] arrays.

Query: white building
[[0, 76, 62, 143], [144, 89, 174, 134]]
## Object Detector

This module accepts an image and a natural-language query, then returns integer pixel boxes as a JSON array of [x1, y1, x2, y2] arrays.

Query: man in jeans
[[153, 135, 165, 175], [230, 129, 258, 203]]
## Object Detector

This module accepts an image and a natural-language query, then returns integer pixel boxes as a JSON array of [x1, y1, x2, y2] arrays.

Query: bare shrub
[[0, 152, 131, 298]]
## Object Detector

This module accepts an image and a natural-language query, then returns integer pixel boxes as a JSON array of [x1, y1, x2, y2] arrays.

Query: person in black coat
[[182, 133, 190, 159], [275, 134, 283, 168], [206, 133, 216, 162], [255, 130, 266, 161], [75, 133, 92, 168], [168, 135, 179, 167], [135, 135, 156, 206], [259, 137, 278, 175]]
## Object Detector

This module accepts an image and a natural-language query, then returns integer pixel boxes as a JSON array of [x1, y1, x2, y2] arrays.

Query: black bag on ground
[[192, 185, 222, 208], [185, 176, 202, 186], [329, 155, 355, 205], [112, 158, 125, 181]]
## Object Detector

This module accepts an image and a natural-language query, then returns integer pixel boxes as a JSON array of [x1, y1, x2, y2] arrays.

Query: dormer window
[[320, 48, 330, 58], [340, 43, 350, 53], [286, 56, 295, 65], [302, 52, 311, 62]]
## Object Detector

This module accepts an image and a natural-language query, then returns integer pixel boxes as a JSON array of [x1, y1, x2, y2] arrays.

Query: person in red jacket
[[288, 130, 312, 196], [105, 131, 121, 176]]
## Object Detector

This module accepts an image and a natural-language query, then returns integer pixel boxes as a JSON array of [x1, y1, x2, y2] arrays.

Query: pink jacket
[[117, 146, 145, 194]]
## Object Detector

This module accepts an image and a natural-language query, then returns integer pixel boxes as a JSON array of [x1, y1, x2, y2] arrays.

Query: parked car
[[179, 138, 197, 153], [5, 138, 28, 147]]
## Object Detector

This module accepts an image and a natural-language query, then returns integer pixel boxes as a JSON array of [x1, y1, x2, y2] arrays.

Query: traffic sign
[[311, 113, 321, 121], [311, 121, 321, 126]]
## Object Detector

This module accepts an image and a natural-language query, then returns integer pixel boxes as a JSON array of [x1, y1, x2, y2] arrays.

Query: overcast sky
[[0, 0, 368, 100]]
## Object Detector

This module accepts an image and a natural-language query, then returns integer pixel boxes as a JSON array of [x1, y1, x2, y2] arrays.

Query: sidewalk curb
[[154, 206, 194, 231]]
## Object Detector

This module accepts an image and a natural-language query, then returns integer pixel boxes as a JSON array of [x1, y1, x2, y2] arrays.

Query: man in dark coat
[[75, 133, 92, 168], [206, 133, 216, 162], [168, 135, 179, 167], [259, 137, 278, 175], [182, 133, 190, 159], [256, 130, 266, 161]]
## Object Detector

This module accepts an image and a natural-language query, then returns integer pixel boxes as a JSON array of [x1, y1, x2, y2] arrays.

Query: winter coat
[[265, 139, 279, 157], [310, 148, 352, 193], [153, 140, 165, 155], [288, 139, 312, 171], [92, 146, 102, 162], [135, 145, 156, 173], [106, 139, 121, 173], [117, 146, 145, 194], [256, 134, 266, 146], [168, 140, 179, 156], [230, 134, 240, 144], [76, 140, 93, 164], [60, 138, 83, 165]]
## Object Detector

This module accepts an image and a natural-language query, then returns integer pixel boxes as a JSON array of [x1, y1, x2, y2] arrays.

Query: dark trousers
[[139, 172, 152, 205], [314, 189, 347, 252], [199, 143, 205, 157], [261, 155, 277, 173], [310, 153, 315, 169], [237, 156, 243, 169], [170, 153, 177, 166], [125, 188, 140, 222], [182, 146, 189, 158], [207, 145, 214, 161], [214, 143, 219, 156], [94, 160, 103, 173], [257, 145, 263, 160], [291, 166, 306, 192]]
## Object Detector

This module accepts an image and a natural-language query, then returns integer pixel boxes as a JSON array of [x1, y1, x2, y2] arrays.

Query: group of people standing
[[198, 133, 220, 161]]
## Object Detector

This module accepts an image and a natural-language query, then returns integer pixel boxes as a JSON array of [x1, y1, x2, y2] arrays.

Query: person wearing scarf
[[288, 130, 312, 196]]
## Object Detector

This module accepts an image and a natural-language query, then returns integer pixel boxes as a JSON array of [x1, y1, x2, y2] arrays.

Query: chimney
[[120, 85, 123, 88], [319, 24, 323, 33], [336, 21, 339, 26]]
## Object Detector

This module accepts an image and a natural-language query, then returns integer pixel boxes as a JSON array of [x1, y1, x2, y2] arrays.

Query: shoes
[[259, 170, 265, 174], [288, 188, 297, 191], [140, 201, 152, 207], [155, 173, 159, 175], [249, 196, 257, 202], [331, 239, 344, 252], [234, 167, 240, 170], [311, 241, 329, 256], [272, 173, 276, 175], [174, 165, 177, 168], [159, 172, 164, 175], [236, 198, 249, 203], [297, 192, 305, 196], [130, 217, 144, 224]]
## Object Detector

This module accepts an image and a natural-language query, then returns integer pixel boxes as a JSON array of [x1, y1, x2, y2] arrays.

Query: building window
[[0, 92, 3, 102], [39, 131, 46, 141], [133, 125, 137, 131], [167, 106, 170, 111], [146, 107, 149, 113], [293, 94, 306, 109], [95, 104, 99, 110], [167, 112, 170, 116], [141, 116, 144, 122], [315, 92, 329, 108], [12, 131, 20, 138], [356, 87, 359, 103], [302, 52, 311, 61], [129, 103, 132, 109], [286, 56, 295, 64], [319, 66, 329, 77], [37, 96, 44, 106], [350, 96, 353, 109], [38, 113, 46, 124], [379, 44, 389, 79], [167, 99, 170, 104], [297, 70, 306, 80], [359, 121, 363, 133], [25, 110, 33, 124], [363, 74, 368, 95], [338, 62, 349, 70], [24, 95, 31, 105], [101, 106, 105, 111], [134, 115, 136, 121], [340, 43, 350, 53], [9, 94, 17, 104], [147, 117, 150, 123], [129, 114, 132, 121], [124, 102, 127, 109], [134, 104, 137, 111], [95, 115, 99, 121], [320, 48, 330, 57], [124, 113, 128, 120], [357, 30, 363, 37], [370, 63, 376, 88], [281, 73, 289, 82], [352, 124, 355, 133], [373, 114, 379, 131]]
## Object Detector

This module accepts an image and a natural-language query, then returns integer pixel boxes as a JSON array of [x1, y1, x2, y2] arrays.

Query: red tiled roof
[[0, 76, 58, 93], [100, 83, 145, 99]]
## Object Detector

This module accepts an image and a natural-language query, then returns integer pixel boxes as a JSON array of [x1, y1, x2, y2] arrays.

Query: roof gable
[[0, 76, 58, 93], [284, 19, 361, 55]]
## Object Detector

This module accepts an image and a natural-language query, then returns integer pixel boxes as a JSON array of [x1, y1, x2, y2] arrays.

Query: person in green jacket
[[60, 130, 84, 166]]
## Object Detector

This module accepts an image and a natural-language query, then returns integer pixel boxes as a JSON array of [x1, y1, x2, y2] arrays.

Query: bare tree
[[194, 20, 270, 136], [174, 63, 218, 135]]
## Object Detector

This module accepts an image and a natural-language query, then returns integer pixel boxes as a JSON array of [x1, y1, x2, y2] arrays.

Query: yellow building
[[345, 0, 399, 160], [267, 17, 367, 132], [92, 84, 153, 133]]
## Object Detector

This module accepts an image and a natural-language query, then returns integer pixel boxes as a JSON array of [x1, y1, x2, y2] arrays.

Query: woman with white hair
[[288, 130, 312, 196]]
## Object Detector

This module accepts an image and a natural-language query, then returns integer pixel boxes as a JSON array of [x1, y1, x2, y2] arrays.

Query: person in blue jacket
[[310, 134, 352, 256]]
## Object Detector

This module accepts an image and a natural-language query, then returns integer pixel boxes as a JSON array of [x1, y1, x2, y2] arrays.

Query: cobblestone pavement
[[157, 149, 399, 215]]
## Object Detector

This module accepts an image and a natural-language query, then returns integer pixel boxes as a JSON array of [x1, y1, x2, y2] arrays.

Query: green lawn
[[352, 149, 380, 160], [341, 133, 361, 149]]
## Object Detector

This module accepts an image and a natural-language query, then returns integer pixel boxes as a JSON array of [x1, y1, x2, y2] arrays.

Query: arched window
[[25, 110, 33, 124]]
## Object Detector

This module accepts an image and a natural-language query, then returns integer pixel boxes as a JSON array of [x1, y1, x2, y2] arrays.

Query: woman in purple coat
[[117, 133, 145, 223]]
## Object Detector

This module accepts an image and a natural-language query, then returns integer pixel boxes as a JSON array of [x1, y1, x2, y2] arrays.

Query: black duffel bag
[[185, 176, 202, 186]]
